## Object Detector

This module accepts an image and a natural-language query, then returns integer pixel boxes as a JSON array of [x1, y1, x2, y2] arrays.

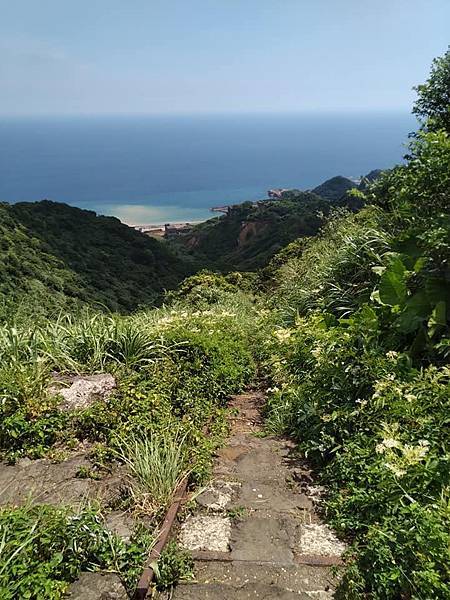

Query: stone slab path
[[163, 391, 345, 599]]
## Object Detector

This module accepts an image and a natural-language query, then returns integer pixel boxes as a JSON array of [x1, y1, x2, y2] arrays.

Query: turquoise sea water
[[0, 112, 416, 224]]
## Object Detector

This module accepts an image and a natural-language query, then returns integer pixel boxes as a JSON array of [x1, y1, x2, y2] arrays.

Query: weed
[[115, 429, 189, 515], [226, 506, 247, 520], [0, 503, 153, 600], [153, 541, 194, 591], [75, 465, 102, 480]]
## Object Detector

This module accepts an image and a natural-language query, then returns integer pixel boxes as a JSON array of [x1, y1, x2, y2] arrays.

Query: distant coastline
[[133, 220, 205, 239], [0, 112, 415, 225]]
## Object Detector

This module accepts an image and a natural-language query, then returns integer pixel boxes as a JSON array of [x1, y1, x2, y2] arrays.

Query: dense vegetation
[[0, 49, 449, 599], [170, 170, 381, 272], [311, 175, 357, 202], [263, 51, 450, 598], [170, 192, 331, 271], [0, 200, 191, 318], [0, 283, 260, 597]]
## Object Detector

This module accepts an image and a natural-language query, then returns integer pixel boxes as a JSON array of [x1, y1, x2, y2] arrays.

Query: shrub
[[0, 503, 153, 599], [265, 311, 450, 599], [154, 541, 194, 591]]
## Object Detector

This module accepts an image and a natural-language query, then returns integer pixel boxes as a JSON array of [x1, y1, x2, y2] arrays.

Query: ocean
[[0, 112, 416, 225]]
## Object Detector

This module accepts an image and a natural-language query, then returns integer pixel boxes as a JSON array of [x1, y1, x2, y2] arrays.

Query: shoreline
[[130, 218, 206, 229]]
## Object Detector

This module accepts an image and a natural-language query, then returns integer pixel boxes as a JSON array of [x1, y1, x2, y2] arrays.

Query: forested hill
[[311, 170, 383, 202], [0, 200, 191, 317], [311, 175, 357, 201], [170, 192, 330, 272], [169, 170, 381, 272]]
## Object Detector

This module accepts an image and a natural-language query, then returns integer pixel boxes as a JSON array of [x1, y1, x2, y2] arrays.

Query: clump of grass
[[115, 429, 189, 514], [36, 312, 112, 373], [106, 319, 168, 369]]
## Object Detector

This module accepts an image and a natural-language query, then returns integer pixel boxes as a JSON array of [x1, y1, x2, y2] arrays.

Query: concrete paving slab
[[232, 481, 312, 514], [170, 582, 311, 599], [67, 572, 127, 599], [234, 448, 286, 484], [230, 516, 296, 564], [0, 454, 93, 506], [180, 515, 232, 552], [0, 454, 128, 508], [191, 560, 336, 592], [196, 480, 241, 511]]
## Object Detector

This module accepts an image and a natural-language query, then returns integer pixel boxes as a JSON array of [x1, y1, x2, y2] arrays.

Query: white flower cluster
[[375, 424, 430, 478], [273, 328, 292, 343]]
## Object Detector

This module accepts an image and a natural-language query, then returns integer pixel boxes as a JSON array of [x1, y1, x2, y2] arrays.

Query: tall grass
[[106, 319, 169, 369], [115, 429, 189, 514], [272, 207, 391, 322], [40, 313, 116, 372], [0, 312, 174, 375]]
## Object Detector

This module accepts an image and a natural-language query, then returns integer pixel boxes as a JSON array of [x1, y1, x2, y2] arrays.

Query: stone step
[[169, 392, 342, 600], [230, 515, 297, 563], [190, 560, 335, 591], [158, 559, 335, 599], [67, 572, 127, 600], [168, 582, 315, 599]]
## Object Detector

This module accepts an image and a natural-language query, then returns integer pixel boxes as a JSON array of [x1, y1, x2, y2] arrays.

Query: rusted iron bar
[[134, 476, 189, 600]]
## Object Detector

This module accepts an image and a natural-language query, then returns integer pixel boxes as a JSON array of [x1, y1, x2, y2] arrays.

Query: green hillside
[[170, 170, 383, 273], [170, 192, 330, 271], [311, 174, 357, 201], [0, 200, 191, 318]]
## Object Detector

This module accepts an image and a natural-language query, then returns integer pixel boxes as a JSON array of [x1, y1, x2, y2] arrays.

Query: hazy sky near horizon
[[1, 0, 449, 116]]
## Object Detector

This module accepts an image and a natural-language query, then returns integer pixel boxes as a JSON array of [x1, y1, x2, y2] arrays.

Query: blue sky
[[0, 0, 449, 115]]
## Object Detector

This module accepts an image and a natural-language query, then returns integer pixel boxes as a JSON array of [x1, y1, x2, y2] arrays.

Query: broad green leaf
[[406, 290, 432, 318], [425, 278, 450, 305], [359, 304, 379, 331], [428, 300, 447, 337], [395, 309, 423, 334], [393, 235, 422, 260], [413, 256, 427, 273], [378, 256, 407, 307], [409, 327, 428, 356]]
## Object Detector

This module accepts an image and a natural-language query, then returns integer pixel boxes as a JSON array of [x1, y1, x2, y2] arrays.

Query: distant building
[[164, 223, 193, 238], [210, 205, 230, 214], [268, 188, 290, 199], [134, 221, 195, 239], [133, 224, 165, 238]]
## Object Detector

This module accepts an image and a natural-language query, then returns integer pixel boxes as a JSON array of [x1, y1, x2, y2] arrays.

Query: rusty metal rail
[[134, 476, 189, 600]]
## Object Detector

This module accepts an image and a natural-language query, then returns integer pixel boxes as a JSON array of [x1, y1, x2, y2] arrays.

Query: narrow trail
[[163, 391, 345, 599]]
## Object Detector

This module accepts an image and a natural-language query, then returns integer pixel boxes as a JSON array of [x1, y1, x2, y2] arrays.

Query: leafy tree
[[413, 47, 450, 133]]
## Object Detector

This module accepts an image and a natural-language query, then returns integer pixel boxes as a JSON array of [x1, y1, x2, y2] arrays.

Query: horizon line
[[0, 108, 414, 119]]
